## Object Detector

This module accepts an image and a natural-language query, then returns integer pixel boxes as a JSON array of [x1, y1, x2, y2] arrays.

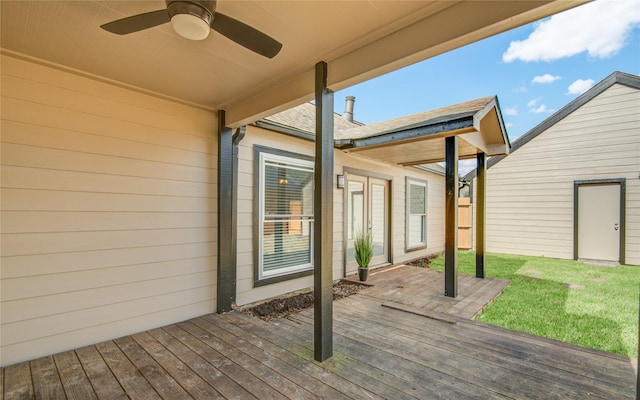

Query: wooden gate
[[458, 197, 472, 250]]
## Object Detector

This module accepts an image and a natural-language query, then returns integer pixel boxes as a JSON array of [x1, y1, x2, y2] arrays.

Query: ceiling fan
[[100, 0, 282, 59]]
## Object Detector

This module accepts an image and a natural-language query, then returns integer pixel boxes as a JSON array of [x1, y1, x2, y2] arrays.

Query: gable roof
[[464, 71, 640, 181], [255, 95, 509, 166], [335, 96, 497, 141], [336, 96, 509, 165]]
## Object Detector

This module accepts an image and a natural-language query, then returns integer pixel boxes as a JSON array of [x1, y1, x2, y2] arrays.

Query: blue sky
[[335, 0, 640, 144]]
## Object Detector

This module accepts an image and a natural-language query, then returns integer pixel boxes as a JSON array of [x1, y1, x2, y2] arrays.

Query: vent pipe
[[343, 96, 355, 122]]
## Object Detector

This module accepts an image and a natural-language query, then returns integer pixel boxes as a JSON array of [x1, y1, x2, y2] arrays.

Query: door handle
[[614, 223, 619, 231]]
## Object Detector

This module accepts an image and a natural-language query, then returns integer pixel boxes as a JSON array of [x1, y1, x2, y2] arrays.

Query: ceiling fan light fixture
[[171, 14, 210, 40]]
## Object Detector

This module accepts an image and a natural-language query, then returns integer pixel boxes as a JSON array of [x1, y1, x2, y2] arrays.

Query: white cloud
[[530, 104, 554, 114], [503, 0, 640, 62], [567, 78, 595, 95], [531, 74, 561, 84], [527, 98, 541, 108], [504, 106, 518, 116], [505, 122, 514, 128], [513, 84, 528, 93]]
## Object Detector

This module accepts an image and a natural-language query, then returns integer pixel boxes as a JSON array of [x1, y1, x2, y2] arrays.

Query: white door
[[578, 183, 620, 262], [346, 175, 389, 274]]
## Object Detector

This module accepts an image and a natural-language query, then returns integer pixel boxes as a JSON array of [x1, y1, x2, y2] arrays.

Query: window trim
[[253, 145, 315, 287], [405, 177, 428, 252]]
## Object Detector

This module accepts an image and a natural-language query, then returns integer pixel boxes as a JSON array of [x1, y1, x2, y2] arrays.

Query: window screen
[[260, 152, 314, 278], [406, 178, 427, 250]]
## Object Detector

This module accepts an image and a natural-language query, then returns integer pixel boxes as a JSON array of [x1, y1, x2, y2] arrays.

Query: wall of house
[[472, 83, 639, 265], [236, 126, 445, 306], [0, 54, 218, 366]]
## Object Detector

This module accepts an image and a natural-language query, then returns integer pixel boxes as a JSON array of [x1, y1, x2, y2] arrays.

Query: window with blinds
[[259, 152, 314, 278], [406, 178, 427, 250]]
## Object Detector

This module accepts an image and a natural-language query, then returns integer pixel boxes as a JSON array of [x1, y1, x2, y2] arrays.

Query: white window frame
[[258, 151, 314, 280], [406, 177, 428, 251]]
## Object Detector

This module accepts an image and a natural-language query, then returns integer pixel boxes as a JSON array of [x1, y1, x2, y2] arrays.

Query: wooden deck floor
[[2, 267, 637, 399], [347, 264, 511, 319]]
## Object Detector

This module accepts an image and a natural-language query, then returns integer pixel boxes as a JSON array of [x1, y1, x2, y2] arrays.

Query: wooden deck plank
[[331, 295, 634, 399], [192, 316, 378, 398], [157, 325, 285, 400], [113, 335, 191, 399], [95, 340, 162, 400], [176, 320, 319, 400], [75, 346, 128, 400], [449, 278, 509, 318], [276, 315, 492, 400], [146, 326, 251, 400], [325, 310, 584, 399], [3, 361, 34, 400], [201, 314, 416, 400], [132, 331, 224, 400], [457, 319, 635, 390], [30, 356, 66, 399], [289, 308, 545, 399], [52, 351, 97, 400], [346, 294, 632, 390], [363, 266, 510, 319], [213, 313, 381, 400], [2, 266, 636, 400]]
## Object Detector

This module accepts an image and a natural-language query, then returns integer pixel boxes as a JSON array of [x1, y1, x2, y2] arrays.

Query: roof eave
[[340, 116, 476, 150]]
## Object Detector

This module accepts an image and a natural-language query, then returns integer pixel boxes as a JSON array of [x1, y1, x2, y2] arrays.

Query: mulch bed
[[240, 281, 368, 320], [405, 252, 441, 268]]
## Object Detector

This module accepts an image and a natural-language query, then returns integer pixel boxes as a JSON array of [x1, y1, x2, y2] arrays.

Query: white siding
[[1, 55, 218, 366], [475, 83, 640, 265], [236, 126, 445, 305]]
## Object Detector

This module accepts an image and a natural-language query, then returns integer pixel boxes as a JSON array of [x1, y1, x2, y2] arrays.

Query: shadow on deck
[[2, 265, 637, 399]]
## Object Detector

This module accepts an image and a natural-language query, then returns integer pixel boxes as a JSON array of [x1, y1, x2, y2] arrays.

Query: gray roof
[[255, 102, 362, 140], [463, 71, 640, 181], [336, 96, 497, 141], [255, 95, 508, 168]]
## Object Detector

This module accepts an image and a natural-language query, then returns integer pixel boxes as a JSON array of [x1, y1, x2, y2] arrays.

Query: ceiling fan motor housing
[[166, 0, 216, 40]]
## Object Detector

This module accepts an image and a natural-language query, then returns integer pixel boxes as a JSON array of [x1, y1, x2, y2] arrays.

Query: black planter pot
[[358, 267, 369, 282]]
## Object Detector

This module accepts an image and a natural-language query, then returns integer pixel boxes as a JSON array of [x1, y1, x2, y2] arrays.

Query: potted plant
[[354, 230, 373, 281]]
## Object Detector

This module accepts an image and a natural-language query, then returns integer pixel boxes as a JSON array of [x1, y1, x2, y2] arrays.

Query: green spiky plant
[[354, 230, 373, 269]]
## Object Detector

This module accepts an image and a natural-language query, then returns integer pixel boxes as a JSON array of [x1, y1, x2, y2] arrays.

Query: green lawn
[[430, 251, 640, 357]]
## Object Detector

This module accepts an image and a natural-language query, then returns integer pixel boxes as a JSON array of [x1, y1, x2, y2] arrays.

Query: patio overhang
[[0, 1, 586, 128], [335, 96, 509, 165], [335, 95, 508, 298]]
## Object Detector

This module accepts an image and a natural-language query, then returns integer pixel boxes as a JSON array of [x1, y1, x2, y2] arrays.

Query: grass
[[430, 251, 640, 357]]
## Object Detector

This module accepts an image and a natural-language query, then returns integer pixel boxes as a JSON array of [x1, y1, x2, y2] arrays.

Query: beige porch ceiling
[[1, 1, 584, 127], [336, 96, 508, 165]]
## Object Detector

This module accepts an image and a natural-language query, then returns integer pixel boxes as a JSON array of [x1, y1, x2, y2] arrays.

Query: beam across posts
[[476, 152, 486, 279], [314, 61, 334, 362], [217, 110, 235, 312], [445, 136, 459, 298]]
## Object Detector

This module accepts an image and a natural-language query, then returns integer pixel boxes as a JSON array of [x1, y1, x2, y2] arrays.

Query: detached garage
[[466, 71, 640, 265]]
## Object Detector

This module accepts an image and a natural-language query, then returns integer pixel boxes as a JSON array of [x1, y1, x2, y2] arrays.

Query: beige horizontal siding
[[1, 54, 218, 366], [475, 83, 639, 264], [235, 126, 445, 306]]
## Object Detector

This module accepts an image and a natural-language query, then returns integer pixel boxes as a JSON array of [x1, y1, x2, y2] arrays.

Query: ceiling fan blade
[[211, 13, 282, 58], [101, 9, 171, 35]]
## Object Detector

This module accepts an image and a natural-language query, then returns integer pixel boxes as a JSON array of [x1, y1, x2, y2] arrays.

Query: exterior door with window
[[345, 174, 389, 274]]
